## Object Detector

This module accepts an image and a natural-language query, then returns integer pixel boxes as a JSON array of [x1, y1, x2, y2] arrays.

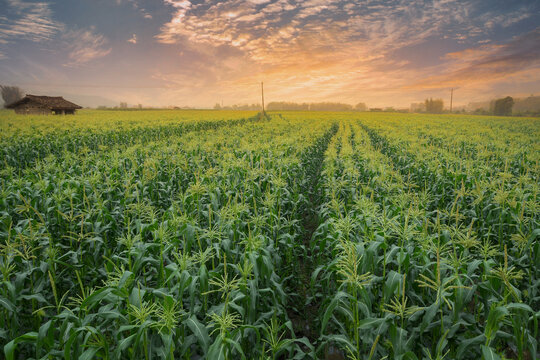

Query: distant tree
[[493, 96, 514, 116], [214, 103, 222, 110], [410, 102, 426, 112], [425, 98, 444, 113], [513, 95, 540, 114], [267, 101, 309, 111], [137, 104, 142, 109], [232, 103, 261, 111], [309, 102, 353, 111], [1, 85, 24, 107], [473, 108, 490, 115], [266, 101, 354, 111], [354, 102, 367, 111], [119, 102, 128, 109]]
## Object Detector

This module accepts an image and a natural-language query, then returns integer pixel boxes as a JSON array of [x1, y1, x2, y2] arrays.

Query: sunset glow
[[1, 0, 539, 108]]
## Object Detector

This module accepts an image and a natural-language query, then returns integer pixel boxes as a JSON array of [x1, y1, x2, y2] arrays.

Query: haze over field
[[0, 0, 539, 108]]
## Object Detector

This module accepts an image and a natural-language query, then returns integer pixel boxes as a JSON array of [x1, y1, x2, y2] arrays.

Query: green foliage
[[0, 110, 538, 359]]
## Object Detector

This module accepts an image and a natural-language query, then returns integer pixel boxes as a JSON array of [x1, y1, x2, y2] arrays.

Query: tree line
[[418, 96, 518, 116], [2, 83, 531, 116], [213, 103, 262, 111], [265, 102, 367, 111]]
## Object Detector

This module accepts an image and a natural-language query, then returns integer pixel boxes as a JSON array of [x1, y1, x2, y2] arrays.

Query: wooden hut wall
[[14, 103, 51, 115]]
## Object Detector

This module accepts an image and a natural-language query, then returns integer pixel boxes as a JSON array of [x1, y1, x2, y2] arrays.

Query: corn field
[[0, 110, 538, 359]]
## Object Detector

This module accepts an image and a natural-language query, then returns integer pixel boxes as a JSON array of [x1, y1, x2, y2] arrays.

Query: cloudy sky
[[0, 0, 539, 108]]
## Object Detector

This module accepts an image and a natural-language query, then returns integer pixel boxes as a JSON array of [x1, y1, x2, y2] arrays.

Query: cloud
[[150, 0, 540, 107], [480, 7, 533, 30], [0, 1, 113, 67], [0, 0, 64, 44], [115, 0, 153, 19], [3, 0, 535, 108], [410, 27, 540, 89], [63, 28, 112, 67], [154, 0, 471, 96], [156, 0, 503, 68]]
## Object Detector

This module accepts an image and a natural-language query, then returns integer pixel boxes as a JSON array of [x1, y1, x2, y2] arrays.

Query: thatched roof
[[6, 95, 82, 110]]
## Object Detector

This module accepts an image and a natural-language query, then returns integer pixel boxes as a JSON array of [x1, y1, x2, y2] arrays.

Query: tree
[[1, 85, 24, 107], [214, 103, 222, 110], [493, 96, 514, 116], [119, 102, 128, 109], [410, 102, 426, 112], [309, 102, 353, 111], [266, 101, 354, 111], [425, 98, 444, 113], [354, 102, 367, 111], [267, 102, 309, 111]]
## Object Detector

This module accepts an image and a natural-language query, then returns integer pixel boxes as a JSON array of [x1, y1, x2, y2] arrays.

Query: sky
[[0, 0, 539, 108]]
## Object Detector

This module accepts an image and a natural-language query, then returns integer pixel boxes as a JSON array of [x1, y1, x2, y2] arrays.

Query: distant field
[[1, 110, 538, 359], [0, 109, 258, 137]]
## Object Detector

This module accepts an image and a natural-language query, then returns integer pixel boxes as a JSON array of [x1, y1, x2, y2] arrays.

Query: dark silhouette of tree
[[425, 98, 444, 113], [493, 96, 514, 116], [1, 85, 24, 107]]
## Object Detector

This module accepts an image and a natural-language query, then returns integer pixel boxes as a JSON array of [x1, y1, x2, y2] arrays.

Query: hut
[[6, 95, 82, 115]]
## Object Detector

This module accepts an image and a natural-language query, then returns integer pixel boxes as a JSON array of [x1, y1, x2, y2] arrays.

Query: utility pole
[[261, 82, 265, 114], [450, 88, 453, 113]]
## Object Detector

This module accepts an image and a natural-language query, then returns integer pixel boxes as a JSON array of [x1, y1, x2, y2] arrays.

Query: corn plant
[[0, 110, 538, 359]]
